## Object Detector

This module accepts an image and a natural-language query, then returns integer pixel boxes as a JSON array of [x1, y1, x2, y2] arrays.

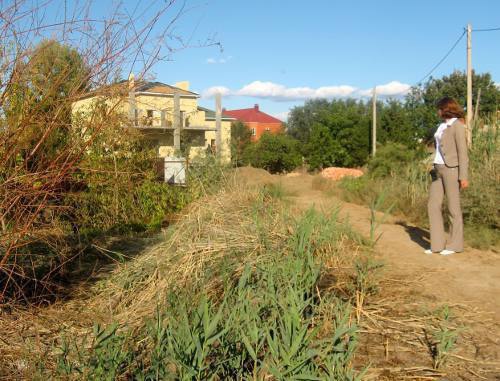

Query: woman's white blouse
[[434, 118, 457, 164]]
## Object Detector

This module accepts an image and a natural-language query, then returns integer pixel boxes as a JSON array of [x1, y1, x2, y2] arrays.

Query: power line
[[473, 27, 500, 32], [416, 29, 466, 85]]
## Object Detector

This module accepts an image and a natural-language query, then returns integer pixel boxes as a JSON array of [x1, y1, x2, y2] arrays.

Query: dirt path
[[292, 173, 500, 317], [243, 169, 500, 317]]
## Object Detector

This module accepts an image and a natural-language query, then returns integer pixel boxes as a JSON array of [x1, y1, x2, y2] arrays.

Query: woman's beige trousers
[[428, 164, 464, 252]]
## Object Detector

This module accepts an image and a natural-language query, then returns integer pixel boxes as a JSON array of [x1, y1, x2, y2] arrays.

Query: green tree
[[405, 70, 500, 141], [287, 99, 330, 146], [5, 40, 90, 168], [230, 121, 252, 166], [242, 133, 302, 173], [379, 99, 417, 147], [305, 123, 344, 170]]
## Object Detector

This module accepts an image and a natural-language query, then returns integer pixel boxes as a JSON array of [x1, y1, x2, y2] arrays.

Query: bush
[[367, 142, 424, 178], [242, 133, 302, 173], [230, 121, 252, 167], [305, 123, 345, 170], [338, 122, 500, 249], [54, 208, 365, 380], [70, 149, 226, 236]]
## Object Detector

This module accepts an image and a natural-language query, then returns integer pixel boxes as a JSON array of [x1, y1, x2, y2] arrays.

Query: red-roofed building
[[223, 104, 284, 141]]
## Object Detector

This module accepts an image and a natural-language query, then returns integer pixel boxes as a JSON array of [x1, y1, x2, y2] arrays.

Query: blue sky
[[62, 0, 500, 119], [149, 0, 499, 120]]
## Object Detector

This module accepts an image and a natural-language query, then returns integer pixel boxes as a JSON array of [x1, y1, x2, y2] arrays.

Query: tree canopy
[[285, 70, 499, 170], [4, 40, 90, 168]]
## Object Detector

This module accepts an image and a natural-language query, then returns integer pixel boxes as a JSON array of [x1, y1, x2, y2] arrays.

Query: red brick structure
[[223, 104, 284, 141]]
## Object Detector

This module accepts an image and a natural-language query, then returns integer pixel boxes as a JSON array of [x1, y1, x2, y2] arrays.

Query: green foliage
[[306, 123, 344, 170], [367, 142, 424, 178], [57, 324, 133, 380], [288, 99, 372, 168], [243, 133, 302, 173], [427, 305, 459, 369], [405, 70, 500, 141], [287, 99, 331, 143], [378, 100, 418, 147], [231, 121, 253, 166], [287, 71, 499, 170], [4, 40, 90, 168], [339, 122, 500, 249], [462, 121, 499, 230], [55, 209, 366, 380]]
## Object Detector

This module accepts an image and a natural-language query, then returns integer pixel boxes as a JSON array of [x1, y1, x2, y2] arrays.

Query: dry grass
[[348, 266, 500, 380], [91, 178, 289, 326], [0, 173, 307, 377], [1, 169, 498, 379]]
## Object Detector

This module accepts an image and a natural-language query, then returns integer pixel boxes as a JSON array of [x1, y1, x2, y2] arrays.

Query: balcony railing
[[129, 110, 216, 131]]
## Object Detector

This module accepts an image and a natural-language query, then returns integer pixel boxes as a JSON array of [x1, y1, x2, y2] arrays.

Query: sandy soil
[[236, 168, 500, 316], [236, 168, 500, 379]]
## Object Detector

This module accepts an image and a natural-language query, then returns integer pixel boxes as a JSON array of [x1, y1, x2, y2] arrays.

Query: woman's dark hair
[[436, 97, 465, 119]]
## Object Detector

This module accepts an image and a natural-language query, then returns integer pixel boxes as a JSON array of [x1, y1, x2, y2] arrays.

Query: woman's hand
[[460, 179, 469, 190]]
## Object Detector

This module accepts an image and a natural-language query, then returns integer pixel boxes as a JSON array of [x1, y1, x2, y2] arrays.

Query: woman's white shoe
[[424, 249, 434, 255], [440, 249, 456, 256]]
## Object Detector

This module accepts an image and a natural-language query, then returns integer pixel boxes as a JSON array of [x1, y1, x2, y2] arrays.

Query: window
[[184, 131, 205, 147], [146, 110, 153, 126], [251, 127, 256, 136], [265, 127, 271, 132]]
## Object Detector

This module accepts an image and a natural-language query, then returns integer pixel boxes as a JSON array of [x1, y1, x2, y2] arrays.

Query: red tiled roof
[[223, 105, 283, 124]]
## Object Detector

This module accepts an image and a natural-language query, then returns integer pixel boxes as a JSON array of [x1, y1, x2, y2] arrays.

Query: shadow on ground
[[396, 221, 430, 250]]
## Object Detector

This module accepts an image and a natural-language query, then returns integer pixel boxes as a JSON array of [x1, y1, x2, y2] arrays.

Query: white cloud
[[235, 81, 357, 101], [358, 81, 411, 97], [316, 85, 359, 98], [202, 86, 231, 98], [202, 80, 411, 100], [206, 56, 232, 64]]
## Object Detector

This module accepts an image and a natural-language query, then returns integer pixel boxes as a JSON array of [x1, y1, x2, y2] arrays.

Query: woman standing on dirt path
[[425, 97, 469, 256]]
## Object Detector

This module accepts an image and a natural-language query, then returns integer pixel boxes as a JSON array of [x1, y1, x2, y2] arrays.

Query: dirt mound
[[233, 166, 277, 186], [321, 167, 363, 180]]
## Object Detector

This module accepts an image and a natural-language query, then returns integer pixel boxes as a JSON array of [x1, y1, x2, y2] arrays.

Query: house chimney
[[222, 107, 226, 112], [254, 104, 259, 111], [128, 73, 135, 90], [174, 81, 190, 91]]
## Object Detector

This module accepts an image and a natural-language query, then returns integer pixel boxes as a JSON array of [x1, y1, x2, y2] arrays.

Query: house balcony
[[128, 112, 217, 131]]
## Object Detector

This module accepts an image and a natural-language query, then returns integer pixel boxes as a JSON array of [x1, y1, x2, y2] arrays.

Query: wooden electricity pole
[[466, 23, 473, 146], [372, 86, 377, 157], [473, 87, 481, 122], [215, 92, 222, 158], [173, 91, 181, 151]]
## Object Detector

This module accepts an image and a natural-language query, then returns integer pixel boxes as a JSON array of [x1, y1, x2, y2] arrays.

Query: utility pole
[[215, 92, 222, 158], [372, 86, 377, 157], [466, 23, 473, 146], [473, 87, 481, 123], [173, 91, 181, 151]]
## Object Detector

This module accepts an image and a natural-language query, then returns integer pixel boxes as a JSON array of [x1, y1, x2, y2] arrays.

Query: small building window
[[265, 127, 271, 132], [251, 127, 256, 136], [146, 110, 154, 126]]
